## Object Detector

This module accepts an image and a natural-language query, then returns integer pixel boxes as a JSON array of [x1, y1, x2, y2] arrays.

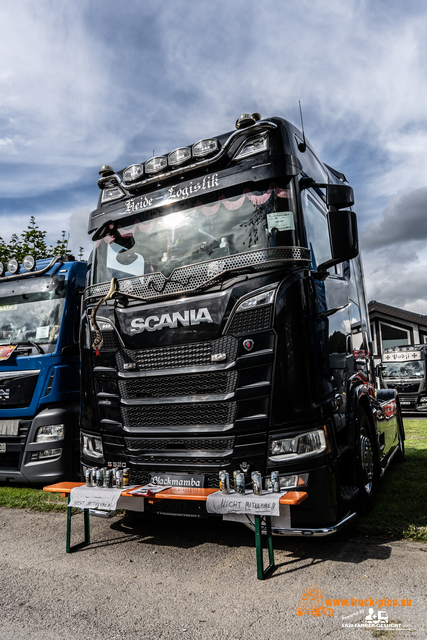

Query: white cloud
[[1, 0, 427, 310]]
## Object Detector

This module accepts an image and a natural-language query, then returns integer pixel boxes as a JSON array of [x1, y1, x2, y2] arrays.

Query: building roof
[[368, 300, 427, 328]]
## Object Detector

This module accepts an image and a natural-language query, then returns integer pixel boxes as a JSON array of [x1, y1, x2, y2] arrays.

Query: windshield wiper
[[11, 341, 45, 355]]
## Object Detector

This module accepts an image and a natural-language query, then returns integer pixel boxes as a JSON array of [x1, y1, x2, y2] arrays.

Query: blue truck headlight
[[35, 424, 65, 442], [269, 428, 328, 461], [81, 433, 104, 460]]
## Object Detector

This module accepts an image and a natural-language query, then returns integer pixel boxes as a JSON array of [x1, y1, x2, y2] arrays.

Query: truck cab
[[0, 256, 86, 483], [380, 345, 427, 412]]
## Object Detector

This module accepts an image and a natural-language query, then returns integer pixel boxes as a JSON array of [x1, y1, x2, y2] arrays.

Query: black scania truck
[[80, 113, 404, 535]]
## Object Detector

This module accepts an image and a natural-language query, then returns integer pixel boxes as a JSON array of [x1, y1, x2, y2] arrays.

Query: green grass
[[351, 419, 427, 541], [0, 420, 426, 540], [0, 483, 68, 512]]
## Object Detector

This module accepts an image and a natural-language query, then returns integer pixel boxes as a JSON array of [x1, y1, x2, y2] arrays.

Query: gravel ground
[[1, 507, 426, 640]]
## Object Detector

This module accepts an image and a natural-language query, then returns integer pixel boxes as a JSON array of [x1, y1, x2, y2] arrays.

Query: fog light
[[36, 424, 65, 442], [39, 448, 61, 458], [265, 473, 309, 490]]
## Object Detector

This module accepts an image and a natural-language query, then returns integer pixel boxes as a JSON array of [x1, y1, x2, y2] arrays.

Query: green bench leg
[[66, 496, 90, 553], [254, 515, 275, 580]]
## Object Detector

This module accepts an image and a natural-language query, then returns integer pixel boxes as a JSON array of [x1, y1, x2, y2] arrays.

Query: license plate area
[[149, 472, 205, 488]]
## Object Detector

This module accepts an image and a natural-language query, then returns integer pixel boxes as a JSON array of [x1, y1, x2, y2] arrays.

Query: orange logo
[[296, 585, 334, 617]]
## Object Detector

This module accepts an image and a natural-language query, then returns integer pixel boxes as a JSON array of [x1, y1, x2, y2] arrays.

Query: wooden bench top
[[44, 482, 308, 506]]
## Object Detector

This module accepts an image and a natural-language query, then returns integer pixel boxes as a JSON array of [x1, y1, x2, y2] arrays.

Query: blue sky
[[1, 0, 427, 311]]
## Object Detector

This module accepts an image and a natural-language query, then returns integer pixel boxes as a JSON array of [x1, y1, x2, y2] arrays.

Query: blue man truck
[[0, 255, 86, 483]]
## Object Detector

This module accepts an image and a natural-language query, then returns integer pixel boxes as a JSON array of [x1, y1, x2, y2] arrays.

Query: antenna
[[297, 100, 307, 152]]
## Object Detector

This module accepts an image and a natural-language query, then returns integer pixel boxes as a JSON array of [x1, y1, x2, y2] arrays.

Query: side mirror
[[299, 178, 355, 210], [326, 184, 354, 210], [318, 210, 359, 271]]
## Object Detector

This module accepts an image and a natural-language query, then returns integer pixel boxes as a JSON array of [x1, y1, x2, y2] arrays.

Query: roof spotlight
[[23, 254, 36, 271], [0, 262, 4, 277], [7, 258, 19, 274]]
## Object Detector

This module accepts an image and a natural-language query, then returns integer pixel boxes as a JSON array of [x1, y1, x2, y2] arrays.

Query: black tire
[[395, 405, 405, 463], [356, 407, 378, 513]]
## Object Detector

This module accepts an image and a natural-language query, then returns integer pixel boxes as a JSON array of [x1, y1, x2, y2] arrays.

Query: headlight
[[81, 433, 104, 460], [269, 428, 328, 461], [101, 186, 125, 204], [237, 288, 276, 311], [234, 133, 269, 160], [35, 424, 65, 442]]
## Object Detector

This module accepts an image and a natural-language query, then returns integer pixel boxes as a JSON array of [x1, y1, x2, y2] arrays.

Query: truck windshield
[[0, 289, 66, 345], [92, 180, 300, 284], [382, 360, 425, 379]]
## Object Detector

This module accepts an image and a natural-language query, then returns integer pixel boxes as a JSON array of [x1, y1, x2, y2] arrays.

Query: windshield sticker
[[36, 326, 50, 340], [267, 211, 295, 232], [0, 345, 17, 361], [0, 304, 18, 312], [382, 351, 421, 362]]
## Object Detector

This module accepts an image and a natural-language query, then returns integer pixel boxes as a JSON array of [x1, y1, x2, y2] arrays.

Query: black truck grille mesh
[[91, 331, 120, 351], [118, 371, 238, 398], [226, 306, 272, 335], [116, 336, 238, 372], [125, 437, 234, 452], [121, 402, 236, 428]]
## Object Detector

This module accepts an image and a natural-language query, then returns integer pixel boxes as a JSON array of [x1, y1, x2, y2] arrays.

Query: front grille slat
[[116, 336, 238, 372], [125, 437, 234, 451], [118, 371, 238, 399], [121, 402, 236, 428]]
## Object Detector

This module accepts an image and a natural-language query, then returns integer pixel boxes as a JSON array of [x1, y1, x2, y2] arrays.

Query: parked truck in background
[[0, 255, 86, 483], [80, 112, 404, 535], [380, 344, 427, 412]]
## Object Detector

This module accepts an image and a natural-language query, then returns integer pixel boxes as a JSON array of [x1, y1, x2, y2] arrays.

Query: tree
[[0, 217, 82, 264]]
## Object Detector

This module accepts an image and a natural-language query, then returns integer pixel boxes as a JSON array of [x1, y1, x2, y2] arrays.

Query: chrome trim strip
[[123, 424, 234, 433], [0, 369, 40, 380], [97, 121, 278, 191], [119, 393, 234, 406], [117, 363, 236, 377]]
